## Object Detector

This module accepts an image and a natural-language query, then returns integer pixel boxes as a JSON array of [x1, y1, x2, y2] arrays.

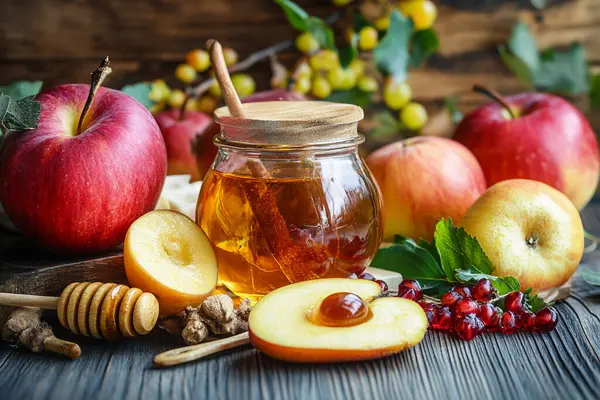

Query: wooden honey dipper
[[0, 282, 159, 341]]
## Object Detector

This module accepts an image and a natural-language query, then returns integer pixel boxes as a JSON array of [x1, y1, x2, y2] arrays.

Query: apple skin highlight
[[454, 92, 600, 210], [0, 84, 167, 254]]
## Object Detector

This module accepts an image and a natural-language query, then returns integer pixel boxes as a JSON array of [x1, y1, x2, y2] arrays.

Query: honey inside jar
[[196, 101, 383, 301]]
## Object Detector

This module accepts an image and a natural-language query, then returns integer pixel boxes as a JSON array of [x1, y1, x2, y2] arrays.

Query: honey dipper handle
[[0, 293, 59, 310], [153, 332, 250, 368]]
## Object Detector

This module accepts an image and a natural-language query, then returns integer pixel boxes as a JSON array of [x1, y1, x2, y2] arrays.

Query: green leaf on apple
[[374, 10, 412, 83], [408, 28, 439, 68], [275, 0, 335, 50], [507, 22, 539, 74], [121, 82, 157, 110], [371, 219, 550, 309], [324, 88, 372, 107], [434, 218, 493, 279], [0, 81, 43, 100], [0, 92, 41, 133]]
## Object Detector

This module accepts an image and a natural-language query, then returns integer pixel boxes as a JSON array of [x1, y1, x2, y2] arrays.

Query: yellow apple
[[124, 210, 218, 315], [249, 278, 427, 362], [460, 179, 584, 292]]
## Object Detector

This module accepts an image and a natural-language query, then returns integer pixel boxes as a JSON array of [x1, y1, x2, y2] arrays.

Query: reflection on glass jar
[[196, 101, 382, 301]]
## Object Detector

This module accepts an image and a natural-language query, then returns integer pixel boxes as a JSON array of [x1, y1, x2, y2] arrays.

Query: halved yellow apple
[[249, 278, 427, 363], [124, 210, 218, 315]]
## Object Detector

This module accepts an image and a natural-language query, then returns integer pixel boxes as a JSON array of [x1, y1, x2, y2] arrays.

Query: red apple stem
[[77, 57, 112, 135], [472, 84, 516, 119]]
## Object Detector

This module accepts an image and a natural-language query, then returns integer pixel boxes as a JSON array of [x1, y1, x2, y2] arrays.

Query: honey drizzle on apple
[[77, 57, 112, 135], [314, 292, 372, 327]]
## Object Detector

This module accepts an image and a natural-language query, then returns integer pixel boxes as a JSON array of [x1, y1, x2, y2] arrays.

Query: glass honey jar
[[196, 101, 383, 301]]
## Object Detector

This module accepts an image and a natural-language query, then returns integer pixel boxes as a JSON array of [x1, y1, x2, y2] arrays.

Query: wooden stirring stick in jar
[[207, 39, 326, 283], [0, 282, 159, 342]]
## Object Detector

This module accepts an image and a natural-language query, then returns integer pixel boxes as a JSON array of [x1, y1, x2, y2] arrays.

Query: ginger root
[[159, 295, 251, 345], [1, 307, 81, 359]]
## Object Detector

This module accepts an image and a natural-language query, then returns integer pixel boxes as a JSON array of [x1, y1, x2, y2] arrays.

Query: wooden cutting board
[[0, 231, 127, 296]]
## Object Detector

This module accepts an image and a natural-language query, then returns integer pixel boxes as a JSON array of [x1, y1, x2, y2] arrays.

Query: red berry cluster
[[355, 274, 558, 341]]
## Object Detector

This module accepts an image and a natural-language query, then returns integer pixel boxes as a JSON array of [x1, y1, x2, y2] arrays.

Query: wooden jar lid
[[214, 101, 364, 147]]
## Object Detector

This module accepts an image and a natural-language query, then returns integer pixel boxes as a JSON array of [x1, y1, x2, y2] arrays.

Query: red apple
[[0, 84, 167, 254], [453, 91, 600, 210], [366, 137, 486, 241], [155, 109, 214, 181]]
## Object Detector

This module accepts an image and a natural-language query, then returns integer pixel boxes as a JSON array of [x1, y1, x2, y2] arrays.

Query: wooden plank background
[[0, 0, 599, 128]]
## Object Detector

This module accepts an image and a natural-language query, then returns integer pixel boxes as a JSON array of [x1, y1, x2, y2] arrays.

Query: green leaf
[[275, 0, 335, 50], [534, 43, 589, 95], [0, 95, 10, 123], [371, 239, 445, 281], [419, 279, 455, 297], [352, 11, 371, 32], [338, 33, 358, 68], [454, 269, 520, 296], [274, 0, 309, 31], [121, 82, 156, 109], [408, 28, 439, 68], [434, 218, 493, 280], [0, 94, 41, 132], [507, 23, 539, 73], [531, 0, 548, 10], [524, 287, 548, 313], [0, 81, 43, 100], [590, 74, 600, 110], [368, 111, 400, 139], [499, 46, 535, 86], [324, 88, 372, 107], [492, 276, 521, 296], [374, 10, 412, 82], [306, 17, 336, 50]]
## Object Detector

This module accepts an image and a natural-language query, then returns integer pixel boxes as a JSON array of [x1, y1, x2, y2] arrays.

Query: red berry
[[397, 287, 418, 300], [454, 314, 485, 341], [441, 291, 462, 307], [472, 279, 495, 302], [399, 279, 423, 300], [452, 286, 472, 299], [418, 302, 438, 326], [478, 303, 501, 329], [375, 279, 388, 292], [358, 272, 376, 281], [518, 311, 535, 332], [501, 311, 517, 334], [534, 308, 558, 332], [431, 306, 453, 331], [504, 292, 525, 314], [455, 299, 480, 317]]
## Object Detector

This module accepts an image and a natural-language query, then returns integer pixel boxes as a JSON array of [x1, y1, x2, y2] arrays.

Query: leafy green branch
[[370, 218, 546, 310], [0, 81, 43, 135]]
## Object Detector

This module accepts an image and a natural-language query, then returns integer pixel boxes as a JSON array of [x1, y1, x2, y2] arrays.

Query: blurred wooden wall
[[0, 0, 599, 126]]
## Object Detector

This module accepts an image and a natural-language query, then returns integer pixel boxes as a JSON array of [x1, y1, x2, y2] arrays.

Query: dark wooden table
[[1, 208, 599, 400]]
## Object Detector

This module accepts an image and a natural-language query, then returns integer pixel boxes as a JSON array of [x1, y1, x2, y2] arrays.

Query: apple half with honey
[[249, 278, 427, 363]]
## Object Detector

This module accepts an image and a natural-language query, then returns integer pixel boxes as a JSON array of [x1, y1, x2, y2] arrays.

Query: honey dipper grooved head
[[119, 288, 143, 338], [77, 282, 103, 336], [88, 283, 117, 339], [57, 282, 80, 330], [66, 282, 91, 335], [133, 293, 159, 335], [99, 285, 129, 341]]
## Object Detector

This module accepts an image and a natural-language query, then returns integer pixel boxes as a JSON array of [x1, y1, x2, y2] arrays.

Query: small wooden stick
[[43, 336, 82, 360], [207, 39, 244, 118], [0, 293, 59, 309], [153, 332, 250, 368]]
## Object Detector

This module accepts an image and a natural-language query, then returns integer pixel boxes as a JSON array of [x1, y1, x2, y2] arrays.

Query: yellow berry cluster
[[149, 47, 257, 114]]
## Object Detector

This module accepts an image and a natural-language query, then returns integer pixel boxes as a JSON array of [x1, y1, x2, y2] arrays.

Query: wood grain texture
[[0, 204, 599, 400], [0, 0, 599, 122]]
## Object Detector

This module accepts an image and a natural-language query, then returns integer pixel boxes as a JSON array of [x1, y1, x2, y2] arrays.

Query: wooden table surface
[[1, 208, 600, 400]]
